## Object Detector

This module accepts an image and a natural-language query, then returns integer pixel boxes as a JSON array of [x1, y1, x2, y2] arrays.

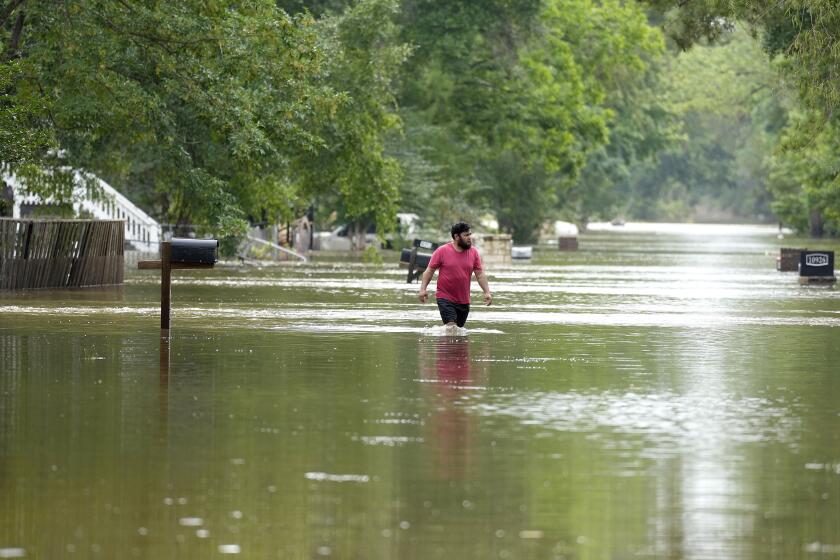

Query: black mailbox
[[799, 250, 834, 277], [170, 238, 219, 265], [400, 239, 441, 283], [400, 248, 432, 269]]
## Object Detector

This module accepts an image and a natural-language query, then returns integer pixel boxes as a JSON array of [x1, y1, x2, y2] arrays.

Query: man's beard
[[456, 237, 471, 249]]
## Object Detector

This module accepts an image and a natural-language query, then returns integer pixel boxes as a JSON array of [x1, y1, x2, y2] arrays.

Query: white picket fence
[[3, 170, 160, 252]]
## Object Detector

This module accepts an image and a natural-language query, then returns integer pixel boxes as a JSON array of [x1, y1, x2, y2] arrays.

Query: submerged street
[[2, 224, 840, 559]]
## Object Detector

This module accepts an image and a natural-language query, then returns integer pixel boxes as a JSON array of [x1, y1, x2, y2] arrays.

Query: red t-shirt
[[428, 243, 483, 304]]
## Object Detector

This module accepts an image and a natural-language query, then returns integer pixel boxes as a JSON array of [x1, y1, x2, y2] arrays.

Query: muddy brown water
[[2, 223, 840, 559]]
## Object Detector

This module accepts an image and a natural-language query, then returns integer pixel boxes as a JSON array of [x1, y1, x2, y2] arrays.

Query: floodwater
[[2, 223, 840, 559]]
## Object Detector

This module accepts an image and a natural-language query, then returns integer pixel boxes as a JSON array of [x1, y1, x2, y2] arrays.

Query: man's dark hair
[[451, 222, 471, 238]]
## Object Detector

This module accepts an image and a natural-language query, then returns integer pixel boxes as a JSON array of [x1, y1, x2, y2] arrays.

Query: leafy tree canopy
[[1, 0, 405, 245], [645, 0, 840, 117], [394, 0, 666, 242], [643, 1, 840, 235]]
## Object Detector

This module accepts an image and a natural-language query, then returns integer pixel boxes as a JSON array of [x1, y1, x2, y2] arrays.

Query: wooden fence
[[0, 219, 124, 290]]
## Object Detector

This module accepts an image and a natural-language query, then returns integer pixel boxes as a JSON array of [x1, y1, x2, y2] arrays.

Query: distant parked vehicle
[[511, 246, 533, 259], [313, 213, 421, 251], [554, 220, 579, 236], [313, 223, 376, 251]]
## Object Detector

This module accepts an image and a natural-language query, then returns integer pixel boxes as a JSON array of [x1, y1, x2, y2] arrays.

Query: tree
[[768, 113, 840, 236], [395, 0, 549, 241], [394, 0, 665, 242], [0, 59, 54, 167], [2, 0, 344, 243], [561, 0, 674, 225], [296, 0, 410, 249], [642, 1, 840, 233], [615, 26, 784, 222], [2, 0, 411, 252], [649, 1, 840, 115]]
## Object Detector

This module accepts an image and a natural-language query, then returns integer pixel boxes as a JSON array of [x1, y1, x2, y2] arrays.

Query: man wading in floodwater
[[418, 222, 492, 329]]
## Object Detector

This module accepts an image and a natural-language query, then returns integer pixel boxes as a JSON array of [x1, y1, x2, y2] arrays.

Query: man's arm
[[418, 267, 435, 303], [475, 269, 492, 305]]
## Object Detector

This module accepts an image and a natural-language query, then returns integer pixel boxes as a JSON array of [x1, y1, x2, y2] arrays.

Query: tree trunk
[[0, 0, 25, 30], [6, 9, 24, 59], [352, 222, 365, 251], [809, 207, 824, 237]]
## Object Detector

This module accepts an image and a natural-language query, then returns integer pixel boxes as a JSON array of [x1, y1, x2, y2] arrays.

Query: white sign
[[805, 253, 830, 267]]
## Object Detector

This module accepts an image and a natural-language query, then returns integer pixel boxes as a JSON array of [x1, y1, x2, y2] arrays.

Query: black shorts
[[436, 298, 470, 327]]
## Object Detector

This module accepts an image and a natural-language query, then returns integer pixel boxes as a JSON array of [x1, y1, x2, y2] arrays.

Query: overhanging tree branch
[[0, 0, 25, 29], [90, 9, 223, 55]]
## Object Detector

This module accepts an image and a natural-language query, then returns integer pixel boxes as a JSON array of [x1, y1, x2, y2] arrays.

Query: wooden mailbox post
[[138, 239, 219, 331]]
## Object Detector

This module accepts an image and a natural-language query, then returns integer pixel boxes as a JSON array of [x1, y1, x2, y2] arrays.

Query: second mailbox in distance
[[170, 238, 219, 265]]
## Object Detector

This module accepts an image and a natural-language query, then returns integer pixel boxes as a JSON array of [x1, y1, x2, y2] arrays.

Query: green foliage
[[394, 0, 666, 242], [768, 113, 840, 236], [562, 0, 674, 224], [641, 1, 840, 233], [10, 0, 824, 242], [3, 1, 339, 231], [297, 0, 409, 236], [395, 0, 552, 241], [386, 107, 486, 232], [616, 27, 783, 222], [646, 1, 840, 120], [362, 245, 383, 265], [2, 0, 406, 241], [0, 60, 55, 167]]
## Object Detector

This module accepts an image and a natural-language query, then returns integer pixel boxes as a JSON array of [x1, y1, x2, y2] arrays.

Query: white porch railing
[[3, 170, 160, 252], [245, 234, 307, 262]]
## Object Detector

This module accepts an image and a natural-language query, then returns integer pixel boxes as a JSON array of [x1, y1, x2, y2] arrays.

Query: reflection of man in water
[[418, 222, 492, 328], [429, 338, 473, 480]]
